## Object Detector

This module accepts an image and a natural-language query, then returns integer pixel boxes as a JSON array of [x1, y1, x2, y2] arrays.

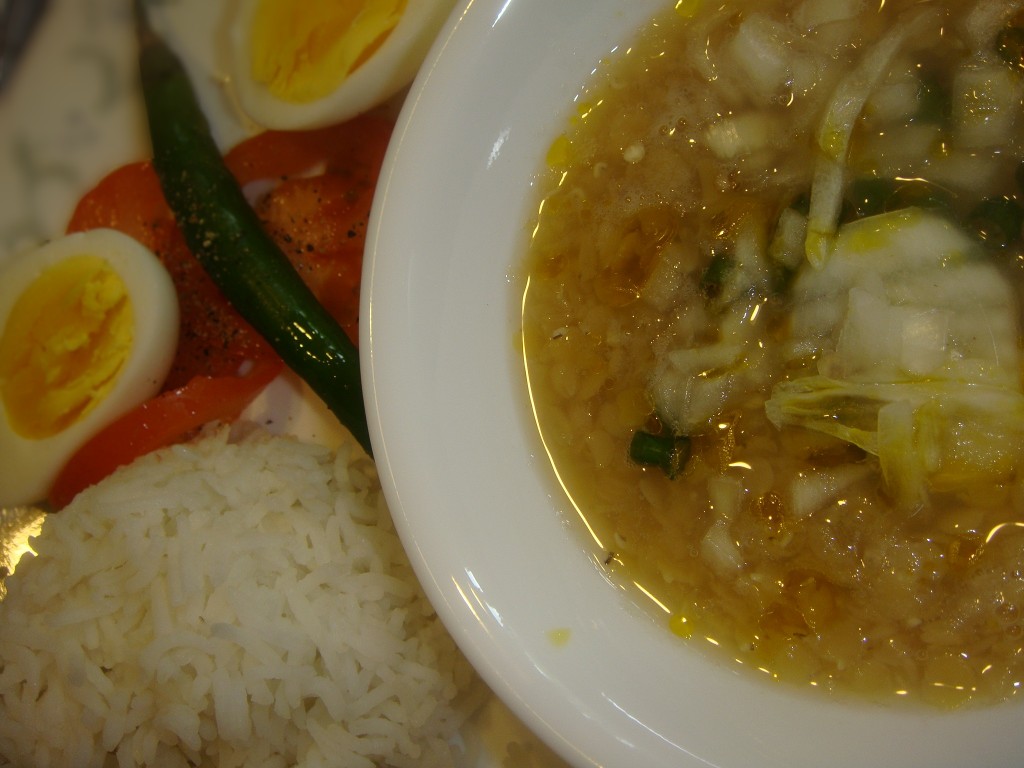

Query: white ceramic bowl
[[362, 1, 1024, 766]]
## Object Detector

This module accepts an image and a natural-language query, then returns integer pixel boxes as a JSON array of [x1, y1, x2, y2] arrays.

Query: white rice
[[0, 426, 478, 768]]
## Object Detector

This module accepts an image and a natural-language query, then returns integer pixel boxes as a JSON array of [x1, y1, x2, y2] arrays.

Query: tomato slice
[[50, 114, 394, 507], [225, 115, 393, 345], [224, 114, 392, 187], [48, 357, 284, 510], [66, 161, 273, 389]]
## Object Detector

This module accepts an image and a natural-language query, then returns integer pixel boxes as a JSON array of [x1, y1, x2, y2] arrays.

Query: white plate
[[363, 1, 1024, 767], [0, 1, 568, 766]]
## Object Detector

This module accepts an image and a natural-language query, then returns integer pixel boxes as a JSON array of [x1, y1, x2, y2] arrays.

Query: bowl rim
[[361, 1, 1024, 766]]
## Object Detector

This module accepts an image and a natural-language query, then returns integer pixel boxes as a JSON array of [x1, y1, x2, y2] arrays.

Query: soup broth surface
[[522, 0, 1024, 707]]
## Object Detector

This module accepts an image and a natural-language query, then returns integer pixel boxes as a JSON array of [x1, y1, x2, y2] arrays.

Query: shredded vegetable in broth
[[521, 0, 1024, 707]]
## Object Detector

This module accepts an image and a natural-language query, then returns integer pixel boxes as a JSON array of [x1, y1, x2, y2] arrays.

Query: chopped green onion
[[844, 177, 953, 223], [788, 191, 811, 216], [699, 252, 732, 299], [996, 25, 1024, 69], [629, 430, 692, 479], [915, 69, 951, 124], [967, 196, 1024, 249], [845, 177, 897, 220]]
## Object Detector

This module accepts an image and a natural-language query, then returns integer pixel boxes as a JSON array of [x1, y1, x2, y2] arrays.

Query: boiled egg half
[[0, 229, 179, 507], [228, 0, 457, 129]]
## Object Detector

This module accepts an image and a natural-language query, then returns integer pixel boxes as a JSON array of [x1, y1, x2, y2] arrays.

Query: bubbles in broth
[[521, 0, 1024, 708]]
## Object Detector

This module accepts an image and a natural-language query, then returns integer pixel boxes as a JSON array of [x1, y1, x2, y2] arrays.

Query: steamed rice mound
[[0, 427, 476, 767]]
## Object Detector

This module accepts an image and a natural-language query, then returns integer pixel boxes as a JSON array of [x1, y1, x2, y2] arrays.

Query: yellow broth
[[521, 0, 1024, 707]]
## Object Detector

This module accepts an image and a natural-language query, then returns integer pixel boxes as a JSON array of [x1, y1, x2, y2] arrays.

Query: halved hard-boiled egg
[[0, 229, 179, 507], [228, 0, 458, 129]]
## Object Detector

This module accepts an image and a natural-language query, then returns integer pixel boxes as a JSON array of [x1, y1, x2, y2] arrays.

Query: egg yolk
[[249, 0, 407, 104], [0, 255, 132, 439]]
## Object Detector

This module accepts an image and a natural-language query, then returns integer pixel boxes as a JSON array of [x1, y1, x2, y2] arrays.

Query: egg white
[[228, 0, 458, 130], [0, 229, 179, 507]]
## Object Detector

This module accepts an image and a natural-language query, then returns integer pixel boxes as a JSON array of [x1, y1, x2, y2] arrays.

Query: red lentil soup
[[521, 0, 1024, 708]]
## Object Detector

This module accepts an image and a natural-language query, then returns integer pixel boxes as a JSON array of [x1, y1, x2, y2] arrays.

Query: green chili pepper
[[132, 0, 372, 455]]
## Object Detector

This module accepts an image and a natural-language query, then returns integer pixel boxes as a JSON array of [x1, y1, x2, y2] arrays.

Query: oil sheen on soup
[[521, 0, 1024, 707]]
